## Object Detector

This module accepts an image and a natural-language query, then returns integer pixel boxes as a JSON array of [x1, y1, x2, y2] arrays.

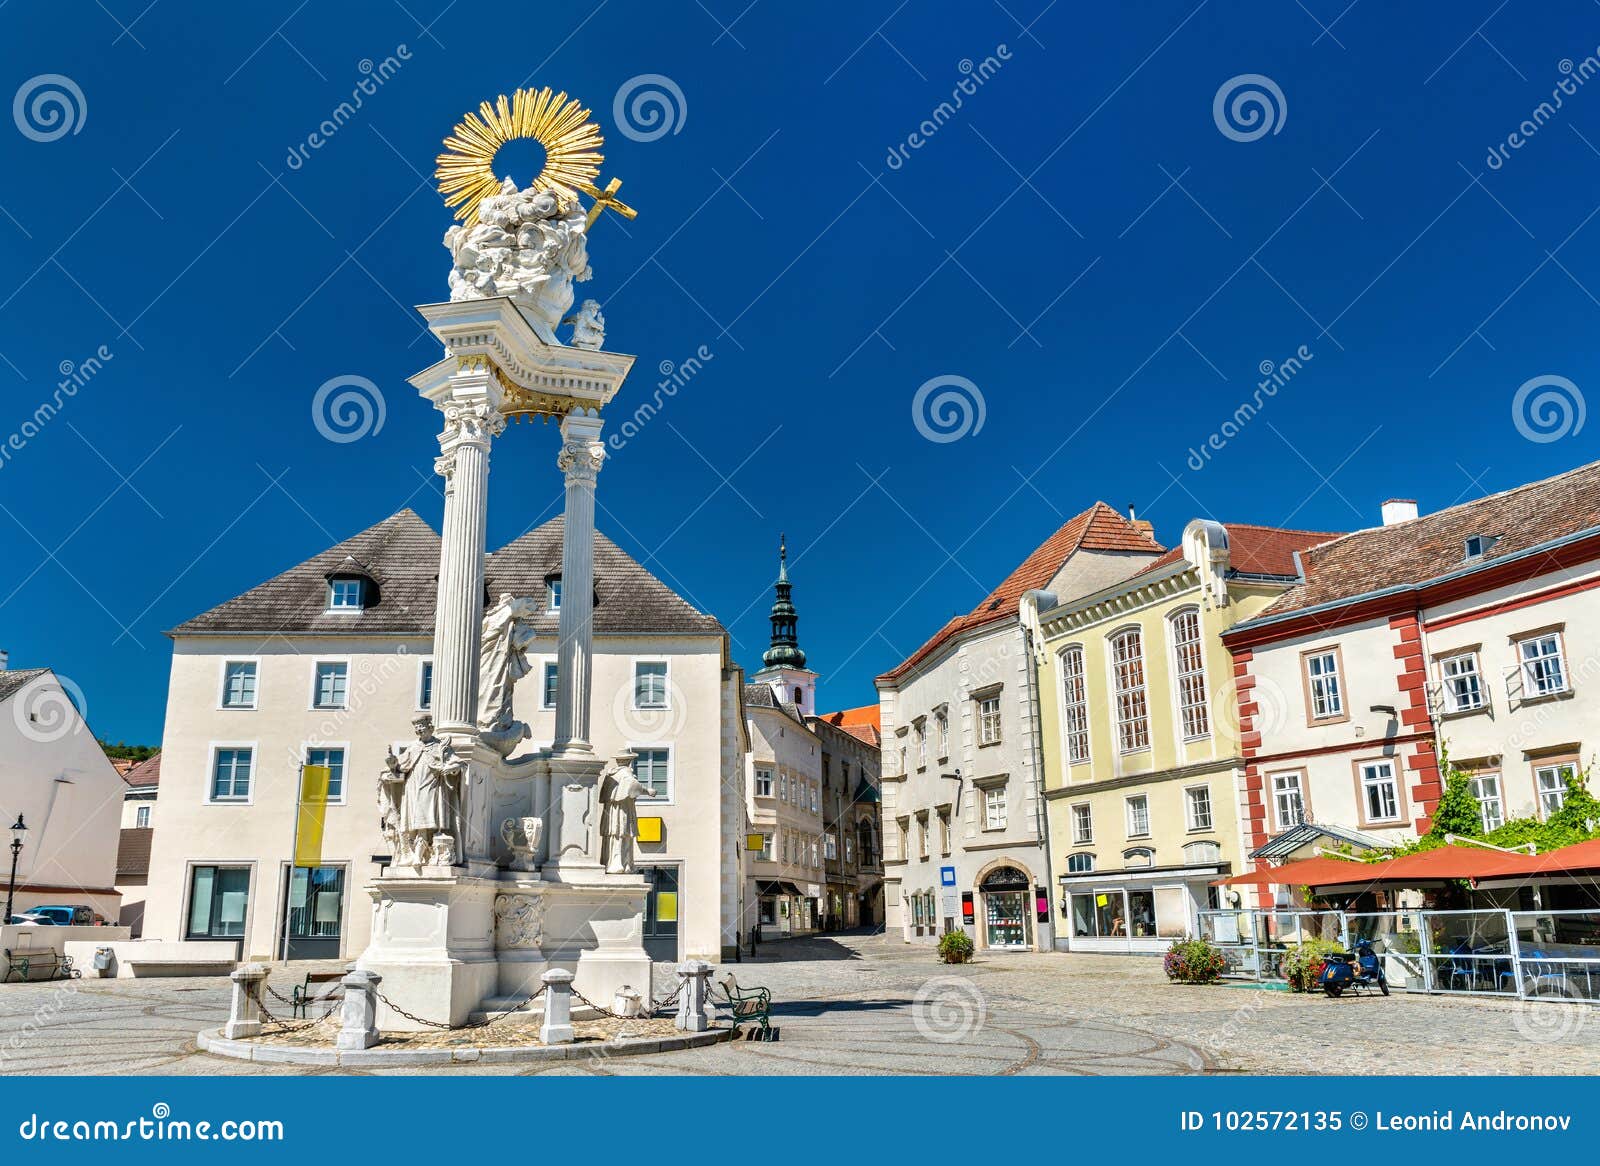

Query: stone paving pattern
[[2, 931, 1596, 1075]]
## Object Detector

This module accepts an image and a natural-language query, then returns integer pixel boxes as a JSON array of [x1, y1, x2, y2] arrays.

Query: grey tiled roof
[[743, 681, 804, 724], [170, 510, 724, 639], [0, 668, 48, 703]]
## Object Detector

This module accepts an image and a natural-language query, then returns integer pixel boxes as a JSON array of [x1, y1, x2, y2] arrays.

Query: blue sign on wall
[[940, 865, 956, 887]]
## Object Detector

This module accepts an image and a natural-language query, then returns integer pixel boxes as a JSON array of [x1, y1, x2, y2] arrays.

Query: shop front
[[756, 879, 804, 939], [977, 865, 1038, 951], [1057, 861, 1224, 954]]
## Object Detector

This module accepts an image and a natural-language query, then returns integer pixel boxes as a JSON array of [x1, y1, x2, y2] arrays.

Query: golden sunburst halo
[[435, 88, 604, 226]]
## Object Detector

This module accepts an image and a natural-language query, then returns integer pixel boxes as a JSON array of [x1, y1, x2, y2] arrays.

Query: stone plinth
[[357, 873, 499, 1031]]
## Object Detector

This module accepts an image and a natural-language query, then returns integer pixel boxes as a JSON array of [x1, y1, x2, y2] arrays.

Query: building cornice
[[1043, 755, 1244, 798]]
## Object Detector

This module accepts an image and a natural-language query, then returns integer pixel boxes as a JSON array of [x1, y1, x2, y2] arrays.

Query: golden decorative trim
[[435, 88, 604, 226]]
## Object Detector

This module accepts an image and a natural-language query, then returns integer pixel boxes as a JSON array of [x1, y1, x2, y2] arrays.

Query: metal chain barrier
[[370, 982, 548, 1032], [248, 981, 342, 1033]]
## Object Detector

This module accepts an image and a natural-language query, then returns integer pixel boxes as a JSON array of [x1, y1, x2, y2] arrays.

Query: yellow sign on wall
[[294, 766, 331, 868], [636, 816, 663, 844], [745, 833, 765, 852]]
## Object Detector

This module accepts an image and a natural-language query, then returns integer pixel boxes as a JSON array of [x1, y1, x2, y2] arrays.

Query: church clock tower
[[751, 534, 819, 715]]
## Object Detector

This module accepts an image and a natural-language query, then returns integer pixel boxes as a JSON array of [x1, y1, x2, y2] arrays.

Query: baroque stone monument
[[355, 88, 650, 1030]]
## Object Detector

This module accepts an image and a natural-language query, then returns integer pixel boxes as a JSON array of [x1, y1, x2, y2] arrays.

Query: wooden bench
[[3, 948, 77, 983], [291, 971, 345, 1017], [717, 973, 775, 1040]]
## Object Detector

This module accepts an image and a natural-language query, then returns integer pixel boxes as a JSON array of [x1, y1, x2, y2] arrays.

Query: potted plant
[[937, 928, 975, 964], [1164, 936, 1228, 984], [1280, 937, 1341, 992]]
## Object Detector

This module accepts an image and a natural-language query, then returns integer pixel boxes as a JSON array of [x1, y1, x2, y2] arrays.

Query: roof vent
[[1380, 499, 1418, 526], [1464, 533, 1499, 560]]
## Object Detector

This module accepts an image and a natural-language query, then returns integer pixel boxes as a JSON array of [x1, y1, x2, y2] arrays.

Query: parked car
[[6, 913, 49, 925], [22, 905, 94, 926]]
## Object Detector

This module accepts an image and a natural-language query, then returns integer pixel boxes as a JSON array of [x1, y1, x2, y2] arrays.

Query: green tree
[[1429, 746, 1484, 840]]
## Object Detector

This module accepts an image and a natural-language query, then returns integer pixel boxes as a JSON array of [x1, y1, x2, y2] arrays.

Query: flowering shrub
[[1280, 937, 1342, 992], [1164, 937, 1228, 984], [937, 929, 975, 964]]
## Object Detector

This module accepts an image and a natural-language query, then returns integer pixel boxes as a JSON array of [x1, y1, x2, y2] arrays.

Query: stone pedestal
[[540, 877, 651, 1010], [225, 963, 267, 1039], [546, 754, 605, 879], [357, 874, 499, 1031], [337, 969, 382, 1050]]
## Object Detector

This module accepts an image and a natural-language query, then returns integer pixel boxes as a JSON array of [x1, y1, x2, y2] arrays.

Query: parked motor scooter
[[1318, 938, 1389, 998]]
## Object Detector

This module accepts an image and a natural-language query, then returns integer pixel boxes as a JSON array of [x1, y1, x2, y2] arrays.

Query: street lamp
[[5, 814, 25, 924]]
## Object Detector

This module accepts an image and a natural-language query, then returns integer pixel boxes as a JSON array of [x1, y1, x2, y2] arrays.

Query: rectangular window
[[1358, 759, 1400, 823], [1112, 629, 1150, 753], [135, 804, 151, 828], [633, 748, 670, 801], [937, 714, 949, 757], [1125, 793, 1150, 837], [780, 774, 789, 803], [221, 661, 257, 709], [984, 786, 1008, 831], [978, 695, 1002, 746], [754, 767, 774, 798], [1272, 771, 1307, 828], [1060, 646, 1090, 764], [1439, 652, 1484, 713], [917, 817, 929, 859], [328, 578, 363, 610], [1304, 648, 1345, 720], [1171, 610, 1210, 739], [547, 578, 562, 611], [1519, 633, 1568, 698], [418, 660, 433, 710], [825, 833, 837, 861], [1071, 802, 1093, 845], [1471, 772, 1504, 833], [938, 811, 952, 855], [305, 746, 346, 801], [810, 838, 819, 867], [187, 865, 250, 939], [1185, 785, 1213, 831], [634, 661, 668, 709], [542, 661, 559, 709], [916, 723, 927, 768], [210, 748, 253, 801], [810, 784, 819, 813], [759, 834, 774, 861], [1536, 762, 1577, 817], [313, 661, 348, 710]]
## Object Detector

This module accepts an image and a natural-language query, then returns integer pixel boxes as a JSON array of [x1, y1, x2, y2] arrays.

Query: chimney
[[1126, 503, 1154, 538], [0, 649, 8, 671], [1381, 499, 1418, 526]]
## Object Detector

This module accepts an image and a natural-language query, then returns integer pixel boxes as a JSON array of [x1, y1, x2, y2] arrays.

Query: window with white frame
[[936, 711, 949, 757], [546, 577, 562, 611], [328, 577, 364, 611], [135, 804, 151, 828], [825, 833, 837, 861], [417, 660, 433, 710], [1111, 629, 1150, 753], [916, 816, 928, 859], [1125, 793, 1150, 837], [1071, 802, 1093, 845], [1536, 761, 1578, 817], [313, 662, 348, 709], [978, 695, 1002, 746], [542, 662, 559, 709], [1304, 649, 1345, 720], [1170, 609, 1210, 739], [1066, 852, 1095, 873], [210, 748, 253, 802], [633, 748, 670, 801], [305, 746, 346, 801], [844, 834, 854, 864], [1518, 633, 1568, 698], [759, 834, 774, 861], [779, 774, 789, 803], [1272, 771, 1306, 829], [1060, 646, 1090, 764], [915, 721, 928, 768], [938, 810, 952, 855], [1358, 759, 1401, 823], [1470, 771, 1504, 832], [1185, 784, 1213, 831], [1439, 652, 1484, 713], [783, 832, 791, 862], [983, 786, 1007, 831], [633, 661, 668, 709], [221, 661, 257, 709], [754, 766, 774, 798]]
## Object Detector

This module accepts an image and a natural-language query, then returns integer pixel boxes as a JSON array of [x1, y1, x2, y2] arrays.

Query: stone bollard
[[540, 968, 575, 1044], [225, 963, 268, 1039], [337, 969, 382, 1051], [674, 960, 713, 1032]]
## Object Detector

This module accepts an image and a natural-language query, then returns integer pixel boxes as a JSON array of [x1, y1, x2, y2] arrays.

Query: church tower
[[751, 534, 819, 715]]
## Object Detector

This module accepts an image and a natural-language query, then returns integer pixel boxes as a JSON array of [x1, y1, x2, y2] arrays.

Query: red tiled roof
[[877, 503, 1164, 684], [122, 753, 161, 789], [1254, 460, 1600, 618], [1135, 524, 1340, 580], [817, 705, 881, 747]]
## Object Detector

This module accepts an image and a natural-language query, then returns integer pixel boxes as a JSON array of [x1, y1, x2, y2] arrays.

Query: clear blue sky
[[3, 1, 1598, 744]]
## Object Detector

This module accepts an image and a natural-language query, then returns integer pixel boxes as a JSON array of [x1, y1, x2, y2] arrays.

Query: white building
[[878, 503, 1164, 952], [0, 667, 125, 923], [115, 752, 160, 934], [142, 509, 750, 963]]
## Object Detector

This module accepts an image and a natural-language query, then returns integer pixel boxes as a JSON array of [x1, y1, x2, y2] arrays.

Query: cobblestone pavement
[[1, 931, 1595, 1075]]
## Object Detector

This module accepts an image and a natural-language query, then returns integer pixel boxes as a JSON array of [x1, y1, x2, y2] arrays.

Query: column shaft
[[553, 411, 605, 755]]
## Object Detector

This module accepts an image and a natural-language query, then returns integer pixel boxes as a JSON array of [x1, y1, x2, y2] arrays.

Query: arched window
[[1122, 847, 1154, 868], [1065, 852, 1095, 873], [1169, 607, 1210, 739], [1059, 645, 1090, 764], [1183, 840, 1222, 865], [1110, 628, 1150, 753]]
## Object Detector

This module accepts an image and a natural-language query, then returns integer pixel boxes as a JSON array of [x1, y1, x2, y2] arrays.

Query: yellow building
[[1023, 520, 1335, 953]]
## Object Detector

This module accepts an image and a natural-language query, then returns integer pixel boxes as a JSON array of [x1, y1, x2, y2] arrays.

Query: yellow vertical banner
[[294, 765, 331, 868]]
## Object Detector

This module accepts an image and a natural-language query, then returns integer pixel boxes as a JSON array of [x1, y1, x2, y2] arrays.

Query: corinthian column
[[552, 409, 605, 757], [430, 370, 505, 737]]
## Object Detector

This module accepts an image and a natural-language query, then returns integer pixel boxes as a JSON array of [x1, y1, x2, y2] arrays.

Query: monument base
[[357, 872, 499, 1032]]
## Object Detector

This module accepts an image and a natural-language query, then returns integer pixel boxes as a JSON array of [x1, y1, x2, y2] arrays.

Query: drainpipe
[[1020, 590, 1058, 952]]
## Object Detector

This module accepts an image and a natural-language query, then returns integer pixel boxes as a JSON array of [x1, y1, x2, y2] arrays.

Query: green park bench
[[3, 948, 77, 983], [717, 973, 775, 1040]]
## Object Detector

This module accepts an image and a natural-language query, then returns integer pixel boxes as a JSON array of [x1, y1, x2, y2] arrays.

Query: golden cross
[[578, 177, 638, 229]]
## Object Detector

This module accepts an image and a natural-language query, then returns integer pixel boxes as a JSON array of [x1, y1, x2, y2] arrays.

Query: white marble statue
[[599, 754, 650, 875], [562, 299, 605, 350], [499, 815, 544, 872], [444, 178, 592, 336], [478, 592, 540, 756], [380, 715, 468, 866]]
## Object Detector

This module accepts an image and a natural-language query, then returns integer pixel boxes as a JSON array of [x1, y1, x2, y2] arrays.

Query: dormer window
[[546, 576, 562, 612], [1464, 534, 1499, 560], [328, 576, 365, 611]]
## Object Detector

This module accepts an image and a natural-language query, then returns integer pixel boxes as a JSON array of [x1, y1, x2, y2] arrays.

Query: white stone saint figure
[[478, 593, 540, 756], [562, 299, 605, 350], [381, 715, 467, 866], [599, 754, 650, 875]]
